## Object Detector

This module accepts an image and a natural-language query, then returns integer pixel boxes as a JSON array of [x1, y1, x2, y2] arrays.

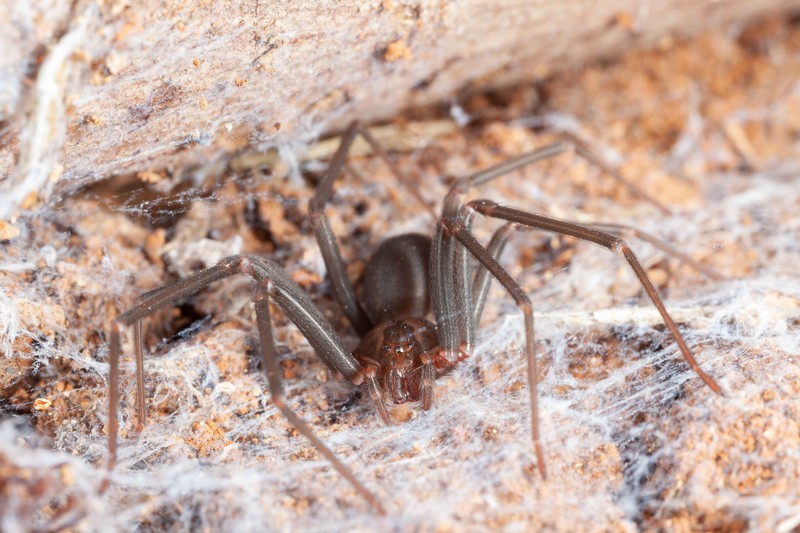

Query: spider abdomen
[[362, 233, 431, 325]]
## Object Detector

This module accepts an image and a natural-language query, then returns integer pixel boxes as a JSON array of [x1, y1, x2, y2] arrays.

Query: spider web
[[2, 131, 799, 532]]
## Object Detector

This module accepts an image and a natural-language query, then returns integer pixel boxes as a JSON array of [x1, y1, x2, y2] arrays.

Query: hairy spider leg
[[104, 255, 384, 513]]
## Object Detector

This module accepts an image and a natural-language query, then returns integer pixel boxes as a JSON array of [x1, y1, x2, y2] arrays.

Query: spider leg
[[566, 135, 672, 215], [466, 199, 722, 395], [364, 364, 391, 423], [472, 222, 516, 326], [438, 138, 684, 338], [102, 323, 120, 494], [434, 144, 570, 361], [356, 124, 437, 218], [586, 223, 725, 280], [133, 319, 145, 432], [420, 352, 436, 410], [309, 120, 433, 335], [442, 143, 569, 218], [440, 218, 547, 479], [104, 256, 379, 511], [431, 144, 569, 374], [103, 258, 241, 492], [309, 123, 372, 335], [439, 202, 724, 480], [430, 224, 464, 362], [441, 137, 672, 219], [244, 257, 360, 379], [254, 279, 385, 514], [429, 142, 715, 474], [470, 219, 724, 328]]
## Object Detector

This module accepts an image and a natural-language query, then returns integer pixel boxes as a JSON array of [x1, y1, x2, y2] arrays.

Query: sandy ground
[[1, 15, 800, 533]]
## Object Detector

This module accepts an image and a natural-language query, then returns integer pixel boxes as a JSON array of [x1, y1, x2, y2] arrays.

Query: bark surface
[[2, 0, 800, 213]]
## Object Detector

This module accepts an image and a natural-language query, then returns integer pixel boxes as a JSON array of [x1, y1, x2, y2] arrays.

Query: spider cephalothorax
[[353, 317, 440, 411]]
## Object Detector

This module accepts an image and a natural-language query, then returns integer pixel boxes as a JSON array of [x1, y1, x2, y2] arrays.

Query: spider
[[103, 121, 722, 514]]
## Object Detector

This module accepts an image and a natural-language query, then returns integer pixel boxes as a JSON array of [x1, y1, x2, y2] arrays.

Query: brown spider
[[103, 122, 722, 514]]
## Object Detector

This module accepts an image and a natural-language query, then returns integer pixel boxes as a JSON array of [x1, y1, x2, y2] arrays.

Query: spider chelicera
[[103, 121, 722, 514]]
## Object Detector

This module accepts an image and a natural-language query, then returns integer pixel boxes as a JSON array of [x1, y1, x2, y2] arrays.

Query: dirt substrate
[[1, 15, 799, 533]]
